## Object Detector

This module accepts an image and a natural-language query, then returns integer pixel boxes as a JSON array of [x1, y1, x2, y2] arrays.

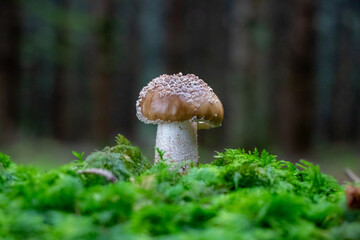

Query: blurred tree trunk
[[332, 29, 355, 141], [329, 1, 360, 142], [111, 1, 141, 140], [91, 0, 116, 143], [272, 0, 316, 154], [227, 0, 272, 149], [315, 0, 339, 143], [165, 0, 186, 73], [0, 0, 21, 140], [52, 0, 70, 140], [316, 0, 360, 144]]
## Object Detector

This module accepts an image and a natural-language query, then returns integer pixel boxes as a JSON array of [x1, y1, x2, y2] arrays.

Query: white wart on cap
[[136, 73, 224, 169]]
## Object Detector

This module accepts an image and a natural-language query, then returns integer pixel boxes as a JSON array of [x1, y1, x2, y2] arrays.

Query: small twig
[[78, 168, 118, 183], [345, 168, 360, 182]]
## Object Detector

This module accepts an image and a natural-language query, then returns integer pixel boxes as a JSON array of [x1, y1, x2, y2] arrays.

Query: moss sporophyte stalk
[[0, 134, 359, 239]]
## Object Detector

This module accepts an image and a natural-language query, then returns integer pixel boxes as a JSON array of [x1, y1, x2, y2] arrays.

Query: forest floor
[[0, 135, 358, 239], [1, 138, 359, 184]]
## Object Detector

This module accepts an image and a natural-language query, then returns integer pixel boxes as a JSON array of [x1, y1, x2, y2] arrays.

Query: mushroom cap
[[136, 73, 224, 129]]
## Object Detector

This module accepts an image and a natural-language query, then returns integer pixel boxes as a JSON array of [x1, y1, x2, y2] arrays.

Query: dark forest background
[[1, 0, 359, 179]]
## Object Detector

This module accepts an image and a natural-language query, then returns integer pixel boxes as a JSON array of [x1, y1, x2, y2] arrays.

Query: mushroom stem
[[155, 121, 198, 169]]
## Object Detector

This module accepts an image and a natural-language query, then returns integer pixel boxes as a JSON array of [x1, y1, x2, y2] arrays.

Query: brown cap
[[136, 73, 224, 129]]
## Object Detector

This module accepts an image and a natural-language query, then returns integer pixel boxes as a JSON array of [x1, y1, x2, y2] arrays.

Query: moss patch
[[0, 135, 358, 239]]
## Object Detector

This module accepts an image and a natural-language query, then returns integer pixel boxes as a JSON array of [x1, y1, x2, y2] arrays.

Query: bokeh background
[[1, 0, 359, 181]]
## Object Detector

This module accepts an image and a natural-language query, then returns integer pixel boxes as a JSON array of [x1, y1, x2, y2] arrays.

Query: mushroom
[[136, 73, 224, 170]]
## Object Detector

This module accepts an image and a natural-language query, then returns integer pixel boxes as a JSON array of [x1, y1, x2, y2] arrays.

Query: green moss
[[0, 138, 358, 239], [104, 134, 151, 176]]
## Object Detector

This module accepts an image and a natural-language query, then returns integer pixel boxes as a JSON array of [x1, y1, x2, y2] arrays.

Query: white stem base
[[155, 122, 198, 170]]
